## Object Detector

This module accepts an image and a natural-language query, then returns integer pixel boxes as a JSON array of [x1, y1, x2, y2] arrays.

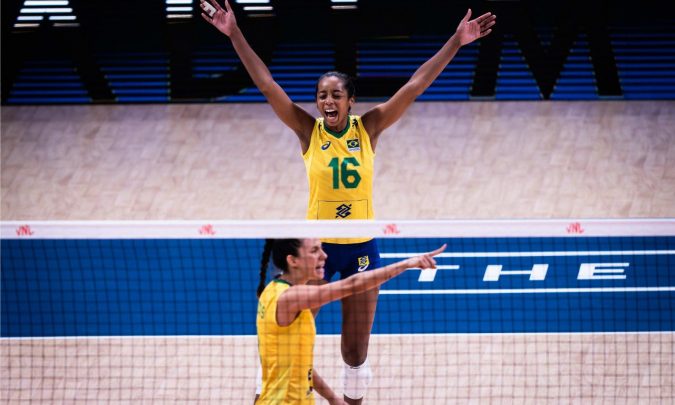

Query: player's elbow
[[403, 79, 426, 99], [257, 79, 279, 96]]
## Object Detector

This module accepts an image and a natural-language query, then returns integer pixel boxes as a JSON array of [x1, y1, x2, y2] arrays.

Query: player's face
[[296, 238, 327, 281], [316, 76, 354, 130]]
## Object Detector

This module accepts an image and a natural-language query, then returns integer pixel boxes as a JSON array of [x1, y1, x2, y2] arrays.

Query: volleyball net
[[2, 219, 674, 403]]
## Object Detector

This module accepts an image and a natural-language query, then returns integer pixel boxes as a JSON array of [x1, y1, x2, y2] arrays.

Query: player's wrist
[[228, 25, 242, 38], [327, 396, 344, 405], [448, 34, 462, 49]]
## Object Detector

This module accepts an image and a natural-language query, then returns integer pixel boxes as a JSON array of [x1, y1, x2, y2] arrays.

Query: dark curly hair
[[315, 71, 356, 99]]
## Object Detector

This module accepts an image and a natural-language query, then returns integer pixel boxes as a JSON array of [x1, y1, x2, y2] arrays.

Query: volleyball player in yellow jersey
[[201, 1, 495, 403], [255, 239, 445, 404]]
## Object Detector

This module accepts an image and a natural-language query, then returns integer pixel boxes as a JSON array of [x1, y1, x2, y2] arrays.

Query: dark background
[[2, 0, 675, 103]]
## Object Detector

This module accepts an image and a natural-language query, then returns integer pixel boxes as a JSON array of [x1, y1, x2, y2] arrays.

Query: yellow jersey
[[256, 280, 316, 404], [303, 115, 375, 244]]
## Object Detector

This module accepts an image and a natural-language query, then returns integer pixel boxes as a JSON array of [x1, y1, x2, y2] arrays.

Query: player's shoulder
[[349, 115, 371, 139], [348, 115, 364, 129], [312, 117, 324, 132]]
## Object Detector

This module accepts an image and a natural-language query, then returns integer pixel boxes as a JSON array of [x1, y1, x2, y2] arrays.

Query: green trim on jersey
[[322, 116, 351, 139]]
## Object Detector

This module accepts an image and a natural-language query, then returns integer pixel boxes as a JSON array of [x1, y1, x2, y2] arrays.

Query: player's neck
[[325, 116, 349, 134], [279, 273, 305, 287]]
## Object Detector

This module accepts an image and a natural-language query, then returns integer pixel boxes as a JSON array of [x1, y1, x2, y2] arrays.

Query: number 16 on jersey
[[328, 157, 361, 189]]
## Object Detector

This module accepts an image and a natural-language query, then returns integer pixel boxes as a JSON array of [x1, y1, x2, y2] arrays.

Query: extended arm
[[313, 369, 346, 405], [201, 0, 315, 149], [362, 9, 496, 148], [278, 245, 446, 320]]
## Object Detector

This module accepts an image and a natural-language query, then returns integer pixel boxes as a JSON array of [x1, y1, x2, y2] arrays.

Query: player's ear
[[286, 254, 297, 269]]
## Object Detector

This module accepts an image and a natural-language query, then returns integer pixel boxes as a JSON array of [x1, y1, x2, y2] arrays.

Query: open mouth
[[325, 109, 338, 120]]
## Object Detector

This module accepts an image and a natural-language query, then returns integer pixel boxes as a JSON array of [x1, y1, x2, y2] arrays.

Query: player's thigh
[[341, 287, 379, 337]]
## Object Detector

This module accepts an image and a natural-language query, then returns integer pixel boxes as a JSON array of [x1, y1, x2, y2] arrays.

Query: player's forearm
[[339, 260, 409, 296], [228, 27, 276, 93], [312, 370, 340, 403], [407, 34, 462, 95]]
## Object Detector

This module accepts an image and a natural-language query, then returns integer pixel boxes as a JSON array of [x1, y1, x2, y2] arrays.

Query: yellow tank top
[[303, 115, 375, 244], [256, 280, 316, 404]]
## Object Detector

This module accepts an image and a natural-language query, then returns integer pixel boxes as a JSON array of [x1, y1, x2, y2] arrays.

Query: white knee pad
[[255, 362, 262, 395], [342, 359, 372, 400]]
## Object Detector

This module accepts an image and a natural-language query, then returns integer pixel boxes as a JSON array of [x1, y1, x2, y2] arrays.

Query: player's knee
[[342, 346, 368, 366], [342, 358, 372, 400]]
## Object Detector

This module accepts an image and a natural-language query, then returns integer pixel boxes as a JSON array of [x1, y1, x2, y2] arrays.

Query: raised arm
[[362, 9, 496, 148], [277, 244, 446, 323], [201, 0, 315, 149]]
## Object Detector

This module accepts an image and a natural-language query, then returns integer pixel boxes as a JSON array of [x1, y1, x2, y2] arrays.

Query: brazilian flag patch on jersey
[[357, 255, 370, 272], [347, 138, 361, 152]]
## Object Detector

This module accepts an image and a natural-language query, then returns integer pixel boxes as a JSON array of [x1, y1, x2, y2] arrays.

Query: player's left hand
[[201, 0, 238, 37], [455, 9, 496, 46], [403, 244, 447, 271]]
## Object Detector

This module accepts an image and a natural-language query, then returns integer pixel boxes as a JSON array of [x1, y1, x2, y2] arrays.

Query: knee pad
[[342, 358, 372, 400]]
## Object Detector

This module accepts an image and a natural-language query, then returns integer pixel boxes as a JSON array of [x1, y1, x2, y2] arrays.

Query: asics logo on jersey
[[321, 141, 331, 150], [335, 204, 352, 218], [357, 256, 370, 272], [347, 139, 360, 152]]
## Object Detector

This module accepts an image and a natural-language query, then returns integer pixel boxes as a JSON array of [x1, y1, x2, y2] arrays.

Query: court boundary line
[[382, 250, 675, 258], [380, 286, 675, 294]]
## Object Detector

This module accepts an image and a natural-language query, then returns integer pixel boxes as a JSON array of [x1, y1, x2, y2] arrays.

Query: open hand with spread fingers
[[455, 9, 497, 46], [200, 0, 238, 37]]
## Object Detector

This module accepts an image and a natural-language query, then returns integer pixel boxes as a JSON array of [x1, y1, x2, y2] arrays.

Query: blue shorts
[[322, 239, 382, 281]]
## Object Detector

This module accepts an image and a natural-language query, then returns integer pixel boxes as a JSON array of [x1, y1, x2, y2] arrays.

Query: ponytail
[[257, 239, 274, 298], [257, 239, 304, 298]]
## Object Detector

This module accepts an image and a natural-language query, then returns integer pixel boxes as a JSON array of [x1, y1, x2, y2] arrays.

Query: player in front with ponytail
[[254, 239, 446, 404]]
